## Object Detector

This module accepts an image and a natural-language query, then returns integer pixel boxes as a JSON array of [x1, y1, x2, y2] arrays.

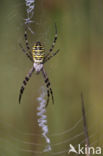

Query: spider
[[19, 24, 59, 107]]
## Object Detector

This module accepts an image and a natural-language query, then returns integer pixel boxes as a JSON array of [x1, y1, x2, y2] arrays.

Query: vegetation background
[[0, 0, 103, 155]]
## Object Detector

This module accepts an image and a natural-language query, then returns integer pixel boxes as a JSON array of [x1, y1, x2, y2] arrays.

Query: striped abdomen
[[32, 42, 44, 63]]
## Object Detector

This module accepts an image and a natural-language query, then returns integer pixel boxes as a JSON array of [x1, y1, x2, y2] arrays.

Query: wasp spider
[[19, 24, 59, 107]]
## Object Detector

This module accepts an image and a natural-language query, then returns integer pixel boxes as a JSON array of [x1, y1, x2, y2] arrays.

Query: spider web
[[0, 108, 101, 155], [7, 0, 35, 34], [0, 1, 102, 156], [0, 86, 102, 155]]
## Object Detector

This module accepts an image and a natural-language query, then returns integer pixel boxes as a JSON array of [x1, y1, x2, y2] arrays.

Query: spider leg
[[50, 88, 54, 104], [45, 23, 58, 59], [19, 66, 35, 103], [19, 43, 33, 62], [46, 89, 50, 107], [41, 67, 54, 107], [49, 23, 57, 53], [24, 28, 32, 57], [44, 49, 60, 64]]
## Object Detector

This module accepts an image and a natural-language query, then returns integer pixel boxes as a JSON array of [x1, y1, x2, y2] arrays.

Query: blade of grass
[[81, 92, 90, 156]]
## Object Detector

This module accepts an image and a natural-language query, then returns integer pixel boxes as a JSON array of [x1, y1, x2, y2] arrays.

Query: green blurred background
[[0, 0, 103, 155]]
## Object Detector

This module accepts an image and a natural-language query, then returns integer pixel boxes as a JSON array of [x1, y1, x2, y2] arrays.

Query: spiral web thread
[[37, 86, 51, 152]]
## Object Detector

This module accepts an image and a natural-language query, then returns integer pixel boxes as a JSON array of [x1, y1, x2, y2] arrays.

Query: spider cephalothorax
[[19, 24, 59, 107]]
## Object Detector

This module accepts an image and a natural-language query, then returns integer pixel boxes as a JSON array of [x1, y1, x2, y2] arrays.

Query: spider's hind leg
[[41, 67, 54, 107], [49, 88, 54, 104], [19, 66, 34, 103]]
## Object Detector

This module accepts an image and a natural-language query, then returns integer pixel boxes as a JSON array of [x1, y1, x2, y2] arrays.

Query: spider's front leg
[[19, 43, 33, 62], [49, 23, 58, 53], [44, 49, 60, 63], [41, 67, 54, 107], [19, 66, 35, 103], [45, 24, 58, 60], [24, 28, 32, 57]]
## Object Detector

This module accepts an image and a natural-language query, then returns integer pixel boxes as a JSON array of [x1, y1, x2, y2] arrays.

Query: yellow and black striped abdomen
[[32, 42, 44, 63]]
